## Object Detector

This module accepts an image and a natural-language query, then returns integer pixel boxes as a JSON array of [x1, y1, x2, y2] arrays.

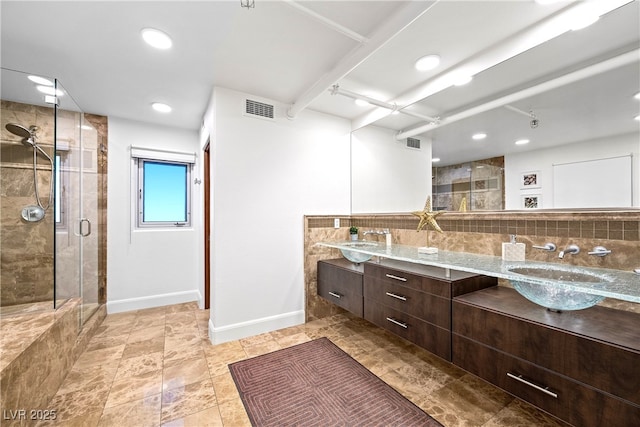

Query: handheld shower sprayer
[[5, 123, 54, 215]]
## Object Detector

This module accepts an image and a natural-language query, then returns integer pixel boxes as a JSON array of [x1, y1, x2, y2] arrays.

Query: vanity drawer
[[364, 299, 451, 360], [364, 276, 450, 329], [453, 335, 640, 427], [453, 296, 640, 406], [364, 263, 450, 297], [318, 260, 363, 317]]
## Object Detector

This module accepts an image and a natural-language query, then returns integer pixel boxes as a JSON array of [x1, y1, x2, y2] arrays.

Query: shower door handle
[[79, 218, 92, 237]]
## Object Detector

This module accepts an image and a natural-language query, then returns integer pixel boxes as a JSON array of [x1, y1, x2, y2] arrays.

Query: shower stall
[[1, 67, 103, 325]]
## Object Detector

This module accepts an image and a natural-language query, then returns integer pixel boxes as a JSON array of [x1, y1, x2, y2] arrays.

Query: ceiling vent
[[245, 99, 275, 120], [406, 137, 421, 149]]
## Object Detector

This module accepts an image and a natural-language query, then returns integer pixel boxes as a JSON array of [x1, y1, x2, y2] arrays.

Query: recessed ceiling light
[[36, 85, 63, 96], [453, 75, 473, 86], [634, 92, 640, 100], [635, 115, 640, 121], [432, 157, 441, 163], [472, 133, 487, 140], [28, 75, 54, 86], [415, 54, 440, 72], [141, 28, 173, 49], [569, 13, 599, 31], [151, 102, 172, 113], [515, 139, 530, 145]]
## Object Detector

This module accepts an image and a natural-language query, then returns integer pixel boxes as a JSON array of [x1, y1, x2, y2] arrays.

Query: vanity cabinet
[[363, 260, 496, 361], [453, 287, 640, 427], [317, 259, 364, 317]]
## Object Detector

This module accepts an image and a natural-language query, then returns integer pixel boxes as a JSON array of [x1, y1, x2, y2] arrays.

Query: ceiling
[[1, 0, 638, 165]]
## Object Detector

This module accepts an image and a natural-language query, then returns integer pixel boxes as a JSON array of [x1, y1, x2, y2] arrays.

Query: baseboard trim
[[106, 290, 201, 314], [208, 310, 305, 345]]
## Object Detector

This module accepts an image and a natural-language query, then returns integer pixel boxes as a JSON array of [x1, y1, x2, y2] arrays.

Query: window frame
[[135, 158, 192, 229]]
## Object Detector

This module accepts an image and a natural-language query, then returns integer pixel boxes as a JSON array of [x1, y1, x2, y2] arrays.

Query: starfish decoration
[[458, 196, 467, 212], [411, 196, 444, 234]]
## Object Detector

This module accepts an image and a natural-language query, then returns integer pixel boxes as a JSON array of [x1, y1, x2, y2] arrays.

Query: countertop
[[316, 241, 640, 303]]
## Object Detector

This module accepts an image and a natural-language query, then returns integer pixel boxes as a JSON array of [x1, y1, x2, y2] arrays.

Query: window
[[137, 159, 191, 227]]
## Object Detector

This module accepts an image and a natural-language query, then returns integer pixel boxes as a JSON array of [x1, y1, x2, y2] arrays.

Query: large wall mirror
[[346, 0, 639, 214]]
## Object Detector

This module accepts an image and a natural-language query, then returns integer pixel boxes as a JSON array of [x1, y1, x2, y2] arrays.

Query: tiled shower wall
[[1, 101, 56, 306], [0, 100, 108, 307], [305, 211, 640, 320]]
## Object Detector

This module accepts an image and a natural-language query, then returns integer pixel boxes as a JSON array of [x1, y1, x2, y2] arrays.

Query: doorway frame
[[203, 141, 210, 310]]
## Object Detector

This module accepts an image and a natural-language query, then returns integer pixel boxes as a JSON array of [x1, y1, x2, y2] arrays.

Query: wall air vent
[[245, 99, 275, 120], [406, 137, 421, 149]]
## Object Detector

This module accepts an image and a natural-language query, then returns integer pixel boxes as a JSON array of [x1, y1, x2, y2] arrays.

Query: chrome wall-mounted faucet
[[362, 229, 389, 240], [558, 244, 580, 259]]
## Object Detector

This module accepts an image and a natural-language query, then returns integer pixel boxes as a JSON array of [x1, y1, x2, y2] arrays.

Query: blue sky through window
[[143, 161, 188, 222]]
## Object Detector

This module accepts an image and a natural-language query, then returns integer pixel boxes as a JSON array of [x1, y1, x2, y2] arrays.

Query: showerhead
[[6, 123, 32, 138], [5, 123, 38, 146]]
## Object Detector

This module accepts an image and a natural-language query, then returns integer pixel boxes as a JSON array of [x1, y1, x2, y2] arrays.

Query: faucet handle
[[588, 246, 611, 256], [532, 243, 556, 251]]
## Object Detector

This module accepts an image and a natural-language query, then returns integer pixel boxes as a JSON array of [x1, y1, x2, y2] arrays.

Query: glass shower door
[[54, 80, 99, 326]]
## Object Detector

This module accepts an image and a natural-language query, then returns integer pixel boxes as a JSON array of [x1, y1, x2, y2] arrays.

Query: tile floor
[[38, 302, 568, 427]]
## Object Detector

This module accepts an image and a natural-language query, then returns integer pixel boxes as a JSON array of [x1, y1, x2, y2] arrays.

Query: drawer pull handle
[[385, 292, 407, 301], [328, 292, 342, 299], [385, 274, 407, 282], [386, 317, 408, 329], [507, 373, 558, 399]]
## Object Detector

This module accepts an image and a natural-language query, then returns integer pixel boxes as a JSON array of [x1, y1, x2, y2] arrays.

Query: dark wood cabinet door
[[317, 260, 363, 317], [364, 276, 451, 329], [453, 289, 640, 406], [453, 335, 640, 427], [365, 299, 451, 360]]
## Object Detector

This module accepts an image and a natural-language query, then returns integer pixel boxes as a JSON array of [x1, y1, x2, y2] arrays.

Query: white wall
[[351, 125, 432, 213], [203, 87, 351, 343], [505, 133, 639, 209], [107, 117, 202, 313]]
